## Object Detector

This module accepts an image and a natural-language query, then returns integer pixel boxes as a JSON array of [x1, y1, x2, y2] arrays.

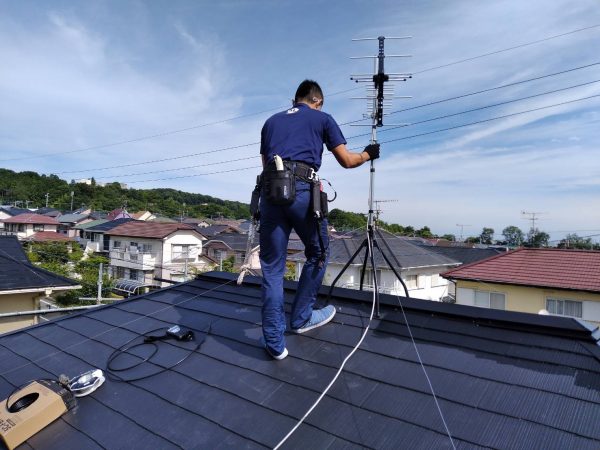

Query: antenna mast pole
[[327, 36, 412, 317]]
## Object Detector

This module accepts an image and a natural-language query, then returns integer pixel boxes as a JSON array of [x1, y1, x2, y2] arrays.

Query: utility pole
[[97, 262, 103, 305], [456, 224, 471, 242], [45, 193, 49, 208], [373, 199, 398, 223], [70, 191, 74, 212], [521, 211, 545, 244]]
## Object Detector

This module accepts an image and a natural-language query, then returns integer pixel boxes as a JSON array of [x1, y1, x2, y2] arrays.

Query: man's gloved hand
[[364, 143, 380, 161]]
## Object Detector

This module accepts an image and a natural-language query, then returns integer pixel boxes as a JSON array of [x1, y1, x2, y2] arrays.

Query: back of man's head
[[294, 80, 324, 105]]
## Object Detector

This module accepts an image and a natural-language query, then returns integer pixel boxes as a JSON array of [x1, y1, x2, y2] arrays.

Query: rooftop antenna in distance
[[327, 36, 412, 317]]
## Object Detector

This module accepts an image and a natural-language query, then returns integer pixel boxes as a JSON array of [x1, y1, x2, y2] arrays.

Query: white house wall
[[306, 262, 453, 301]]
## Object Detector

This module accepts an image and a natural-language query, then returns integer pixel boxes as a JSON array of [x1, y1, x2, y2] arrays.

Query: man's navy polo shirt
[[260, 103, 346, 170]]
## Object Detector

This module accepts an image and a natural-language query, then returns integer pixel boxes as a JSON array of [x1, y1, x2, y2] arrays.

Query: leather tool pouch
[[262, 169, 296, 205]]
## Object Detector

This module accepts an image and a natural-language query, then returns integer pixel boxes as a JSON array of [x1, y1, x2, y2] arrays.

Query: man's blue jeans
[[259, 180, 329, 355]]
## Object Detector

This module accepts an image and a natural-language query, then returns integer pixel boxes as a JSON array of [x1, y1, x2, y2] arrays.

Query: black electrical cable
[[105, 324, 211, 383], [4, 378, 64, 413]]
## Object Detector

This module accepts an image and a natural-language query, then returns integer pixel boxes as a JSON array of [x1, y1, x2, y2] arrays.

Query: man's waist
[[265, 160, 317, 181]]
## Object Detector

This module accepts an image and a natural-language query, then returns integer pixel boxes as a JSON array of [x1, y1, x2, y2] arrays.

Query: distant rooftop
[[442, 248, 600, 293], [106, 221, 200, 239], [2, 213, 59, 225]]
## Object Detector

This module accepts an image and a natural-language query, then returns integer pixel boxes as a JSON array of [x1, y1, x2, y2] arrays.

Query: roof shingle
[[442, 248, 600, 293]]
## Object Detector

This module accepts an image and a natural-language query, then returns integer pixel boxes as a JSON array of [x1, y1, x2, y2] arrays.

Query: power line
[[46, 62, 600, 178], [0, 86, 362, 164], [412, 24, 600, 75], [57, 94, 600, 185], [98, 80, 600, 181], [345, 78, 600, 141], [95, 155, 260, 180], [375, 93, 600, 147], [3, 26, 596, 166], [348, 61, 600, 123]]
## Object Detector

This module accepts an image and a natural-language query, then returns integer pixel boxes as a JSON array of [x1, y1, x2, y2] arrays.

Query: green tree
[[558, 233, 594, 249], [221, 256, 236, 272], [480, 227, 495, 245], [440, 234, 455, 241], [526, 228, 550, 248], [416, 226, 433, 238], [502, 226, 524, 247]]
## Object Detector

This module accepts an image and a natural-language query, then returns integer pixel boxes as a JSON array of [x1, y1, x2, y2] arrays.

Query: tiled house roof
[[0, 272, 598, 448], [0, 235, 80, 292], [2, 213, 59, 225], [442, 248, 600, 293], [105, 221, 200, 239]]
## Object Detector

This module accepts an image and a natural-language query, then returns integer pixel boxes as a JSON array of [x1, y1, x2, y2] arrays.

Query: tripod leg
[[373, 239, 410, 298], [327, 239, 368, 303], [359, 239, 370, 291]]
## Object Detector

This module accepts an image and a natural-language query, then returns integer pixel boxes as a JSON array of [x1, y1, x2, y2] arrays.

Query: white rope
[[237, 221, 257, 285], [273, 232, 378, 449], [395, 295, 456, 449]]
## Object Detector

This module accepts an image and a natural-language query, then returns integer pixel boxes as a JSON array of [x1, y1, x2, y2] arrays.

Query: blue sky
[[1, 0, 599, 243]]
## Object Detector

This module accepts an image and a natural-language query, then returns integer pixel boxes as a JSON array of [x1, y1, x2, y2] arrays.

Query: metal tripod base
[[327, 227, 408, 318]]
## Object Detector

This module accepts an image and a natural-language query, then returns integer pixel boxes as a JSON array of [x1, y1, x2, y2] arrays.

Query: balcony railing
[[109, 249, 157, 270]]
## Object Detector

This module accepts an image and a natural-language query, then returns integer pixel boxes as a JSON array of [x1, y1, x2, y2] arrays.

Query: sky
[[1, 0, 599, 243]]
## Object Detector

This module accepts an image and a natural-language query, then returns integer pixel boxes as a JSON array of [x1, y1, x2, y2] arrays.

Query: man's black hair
[[294, 79, 324, 104]]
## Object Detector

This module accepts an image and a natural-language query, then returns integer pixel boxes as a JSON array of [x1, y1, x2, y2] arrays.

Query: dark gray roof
[[0, 206, 30, 216], [291, 229, 459, 270], [85, 218, 135, 233], [57, 213, 89, 224], [0, 236, 80, 292], [0, 272, 599, 448], [416, 245, 506, 266], [200, 224, 241, 238], [204, 233, 258, 251]]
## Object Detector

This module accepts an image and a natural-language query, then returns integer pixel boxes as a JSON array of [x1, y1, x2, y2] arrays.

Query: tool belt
[[249, 159, 330, 266]]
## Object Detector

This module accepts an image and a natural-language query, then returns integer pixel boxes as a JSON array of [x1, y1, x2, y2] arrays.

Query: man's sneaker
[[292, 305, 336, 334], [266, 346, 288, 360]]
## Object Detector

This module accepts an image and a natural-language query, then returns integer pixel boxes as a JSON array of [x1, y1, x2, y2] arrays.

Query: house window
[[142, 243, 153, 253], [17, 224, 25, 232], [404, 275, 418, 289], [474, 290, 506, 310], [113, 240, 121, 249], [33, 224, 45, 232], [115, 266, 125, 278], [546, 298, 583, 318], [172, 244, 191, 259], [129, 269, 140, 281]]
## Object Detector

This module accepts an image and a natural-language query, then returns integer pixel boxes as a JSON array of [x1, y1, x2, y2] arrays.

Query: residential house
[[75, 218, 132, 253], [442, 248, 600, 324], [131, 210, 156, 221], [0, 206, 29, 230], [203, 233, 259, 270], [0, 213, 60, 240], [0, 271, 598, 448], [105, 221, 209, 292], [56, 213, 93, 238], [199, 223, 242, 238], [289, 229, 460, 300], [0, 235, 80, 334], [107, 208, 132, 220], [414, 244, 506, 300]]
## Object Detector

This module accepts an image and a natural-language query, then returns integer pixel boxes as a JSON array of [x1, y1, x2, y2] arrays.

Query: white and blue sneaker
[[266, 346, 288, 360], [292, 305, 336, 334], [261, 336, 288, 360]]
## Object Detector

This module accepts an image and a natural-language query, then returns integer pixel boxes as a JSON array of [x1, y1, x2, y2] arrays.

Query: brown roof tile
[[2, 213, 60, 225], [442, 248, 600, 293], [105, 221, 200, 239]]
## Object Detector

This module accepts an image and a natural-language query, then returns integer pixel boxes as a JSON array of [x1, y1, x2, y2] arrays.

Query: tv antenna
[[374, 199, 399, 222], [328, 36, 412, 317]]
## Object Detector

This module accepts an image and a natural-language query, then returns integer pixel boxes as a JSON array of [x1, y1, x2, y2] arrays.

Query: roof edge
[[197, 272, 600, 344]]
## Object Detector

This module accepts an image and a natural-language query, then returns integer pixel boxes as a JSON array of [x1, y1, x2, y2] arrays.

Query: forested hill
[[0, 168, 436, 236], [0, 168, 250, 219]]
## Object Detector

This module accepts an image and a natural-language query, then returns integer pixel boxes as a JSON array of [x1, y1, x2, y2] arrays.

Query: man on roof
[[259, 79, 379, 360]]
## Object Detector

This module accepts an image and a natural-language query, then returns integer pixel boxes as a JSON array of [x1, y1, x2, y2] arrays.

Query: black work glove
[[364, 143, 380, 161]]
